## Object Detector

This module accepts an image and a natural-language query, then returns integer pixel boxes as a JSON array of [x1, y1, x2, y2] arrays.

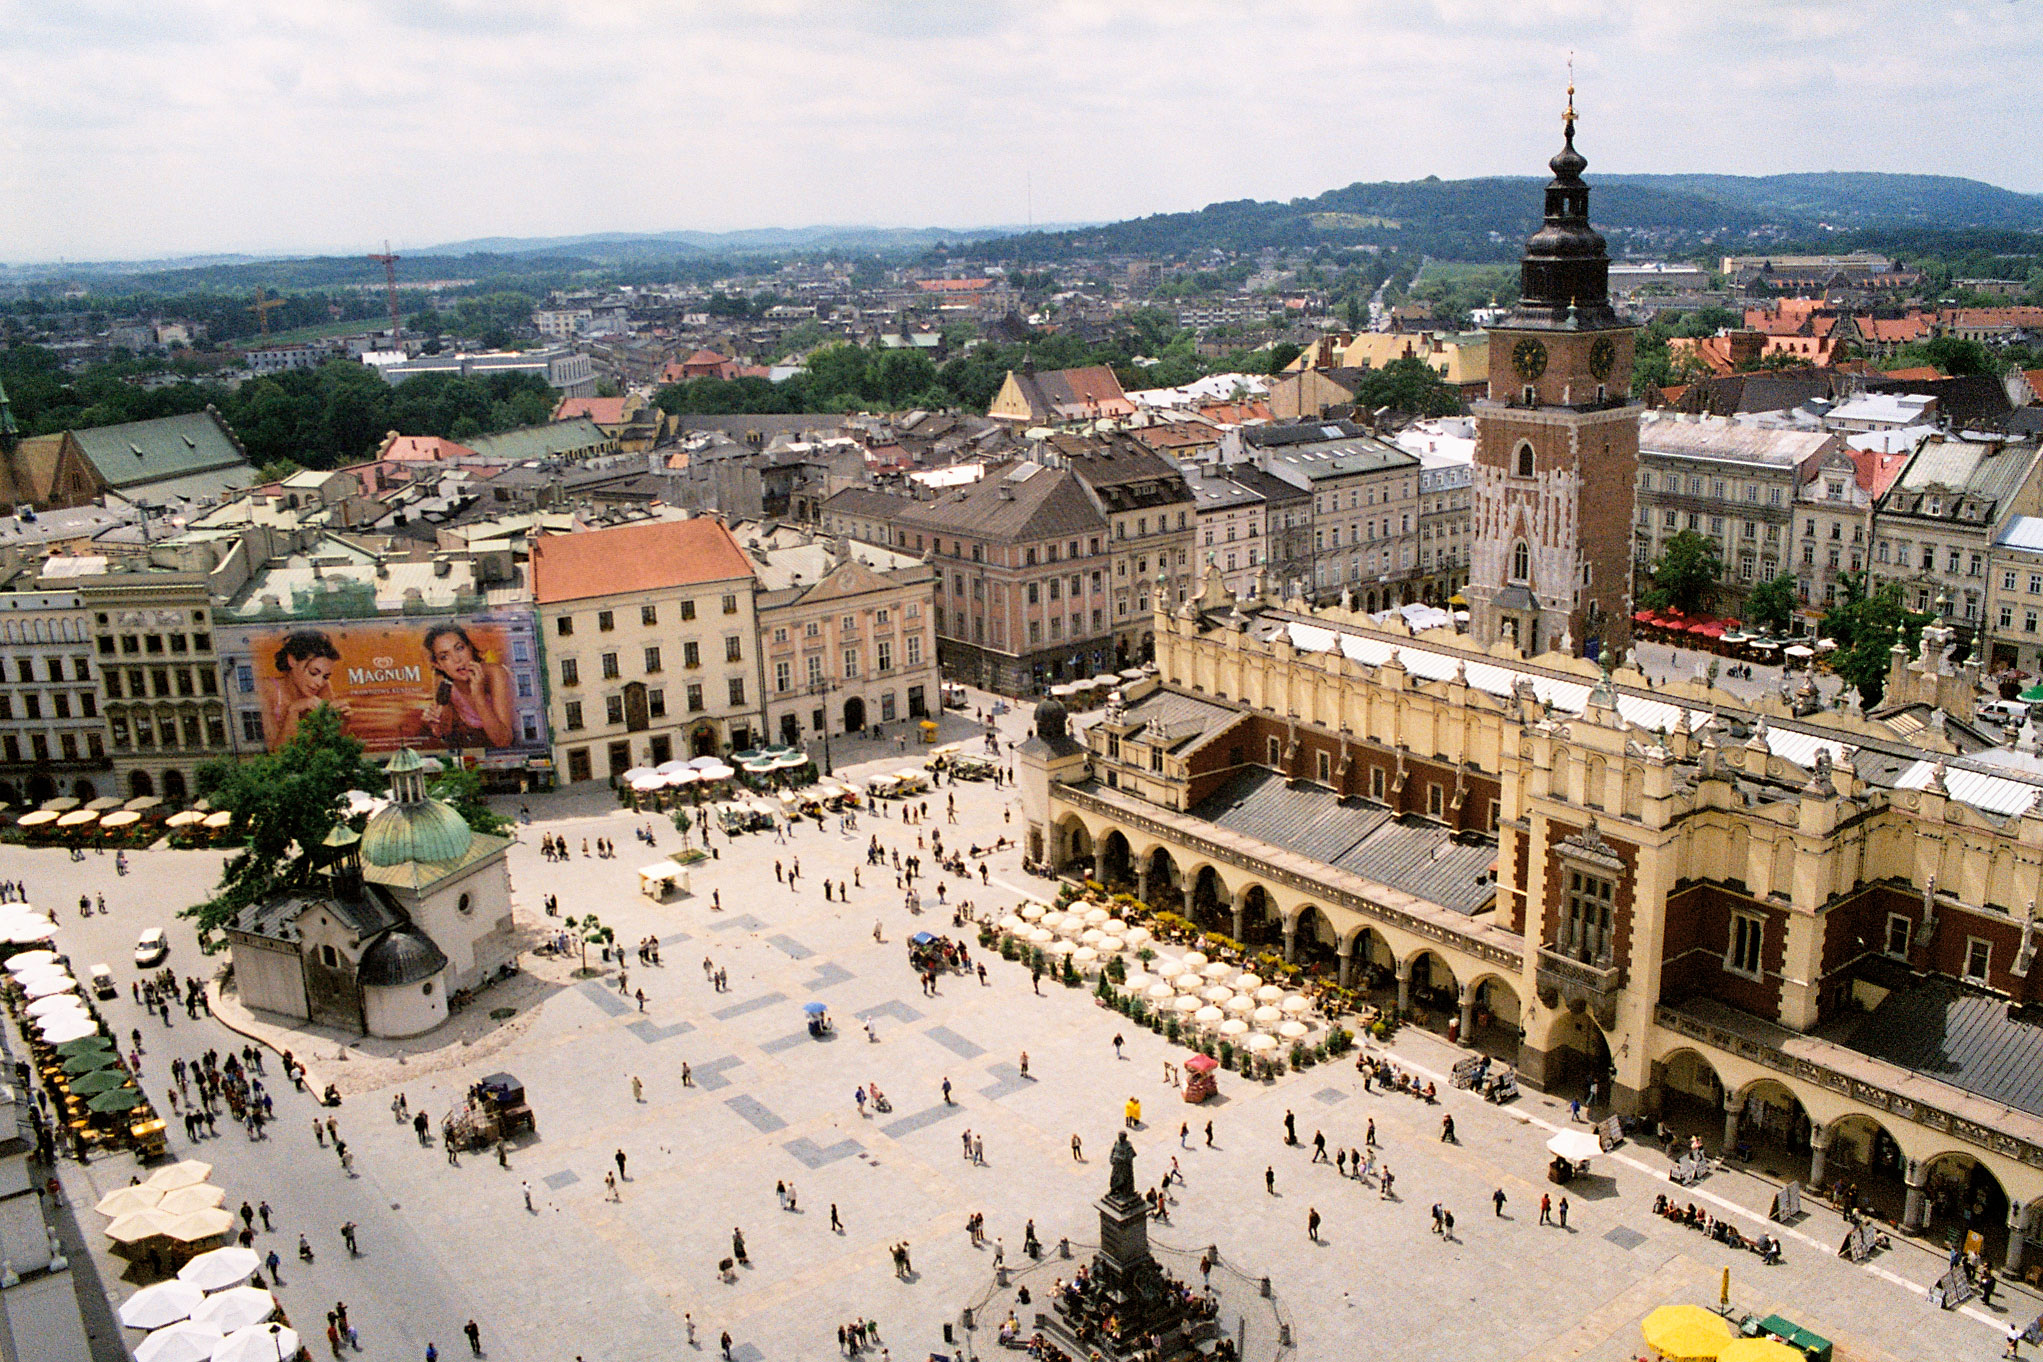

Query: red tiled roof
[[530, 519, 754, 604], [915, 278, 991, 292], [1883, 366, 1944, 381], [1853, 448, 1911, 498], [1854, 315, 1931, 344], [683, 348, 729, 366], [1196, 400, 1272, 424], [553, 396, 628, 425], [381, 435, 479, 462]]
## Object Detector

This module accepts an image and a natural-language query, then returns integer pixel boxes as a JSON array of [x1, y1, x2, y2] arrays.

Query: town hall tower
[[1465, 90, 1639, 659]]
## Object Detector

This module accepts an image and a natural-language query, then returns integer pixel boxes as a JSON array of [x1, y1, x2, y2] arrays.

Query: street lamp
[[806, 678, 835, 776]]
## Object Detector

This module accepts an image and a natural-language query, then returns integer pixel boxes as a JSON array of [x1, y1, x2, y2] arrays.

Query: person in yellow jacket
[[1125, 1096, 1142, 1128]]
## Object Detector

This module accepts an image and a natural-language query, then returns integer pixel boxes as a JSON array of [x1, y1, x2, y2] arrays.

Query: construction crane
[[367, 241, 401, 342], [250, 286, 286, 337]]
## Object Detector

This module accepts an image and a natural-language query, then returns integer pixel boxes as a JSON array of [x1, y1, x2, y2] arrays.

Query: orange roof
[[553, 396, 628, 425], [915, 278, 991, 292], [2024, 370, 2043, 400], [1852, 448, 1911, 499], [381, 434, 478, 462], [1196, 400, 1272, 424], [1853, 315, 1930, 344], [683, 348, 730, 366], [1883, 366, 1944, 381], [1129, 422, 1219, 452], [530, 519, 754, 604]]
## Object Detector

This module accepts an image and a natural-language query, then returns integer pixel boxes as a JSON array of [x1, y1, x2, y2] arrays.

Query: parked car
[[90, 964, 117, 999], [1980, 699, 2030, 729], [134, 929, 169, 968]]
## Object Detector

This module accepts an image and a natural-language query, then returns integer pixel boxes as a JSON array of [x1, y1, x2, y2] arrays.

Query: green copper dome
[[360, 748, 473, 867]]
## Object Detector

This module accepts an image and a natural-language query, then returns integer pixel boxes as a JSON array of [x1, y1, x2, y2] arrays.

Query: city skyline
[[3, 0, 2040, 263]]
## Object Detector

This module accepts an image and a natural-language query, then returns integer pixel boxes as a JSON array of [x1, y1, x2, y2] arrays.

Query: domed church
[[224, 748, 517, 1038]]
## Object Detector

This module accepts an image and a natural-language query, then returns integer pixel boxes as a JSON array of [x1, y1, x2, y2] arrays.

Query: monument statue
[[1109, 1130, 1138, 1200]]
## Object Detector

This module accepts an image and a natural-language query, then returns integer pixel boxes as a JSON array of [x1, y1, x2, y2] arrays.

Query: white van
[[1980, 699, 2030, 729]]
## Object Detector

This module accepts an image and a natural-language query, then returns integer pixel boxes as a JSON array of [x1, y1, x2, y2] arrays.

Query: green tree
[[1641, 530, 1724, 616], [568, 913, 614, 975], [428, 766, 512, 837], [1348, 356, 1461, 417], [1744, 574, 1800, 635], [1820, 574, 1931, 707], [182, 706, 386, 949]]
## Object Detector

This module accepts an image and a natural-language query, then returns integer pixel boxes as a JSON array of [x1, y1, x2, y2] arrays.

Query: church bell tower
[[1465, 85, 1639, 660]]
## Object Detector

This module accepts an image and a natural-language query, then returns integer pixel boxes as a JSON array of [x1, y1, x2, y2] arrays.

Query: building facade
[[77, 567, 231, 803], [1183, 465, 1268, 601], [1243, 422, 1421, 610], [0, 574, 110, 806], [1872, 434, 2043, 642], [531, 519, 763, 783]]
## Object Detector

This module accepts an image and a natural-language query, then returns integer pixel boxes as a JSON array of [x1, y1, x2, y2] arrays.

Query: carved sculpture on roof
[[2017, 899, 2038, 979], [1920, 874, 1940, 948]]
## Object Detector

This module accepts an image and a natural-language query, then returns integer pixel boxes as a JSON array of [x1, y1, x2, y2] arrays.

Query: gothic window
[[1515, 444, 1534, 478], [1511, 541, 1531, 584]]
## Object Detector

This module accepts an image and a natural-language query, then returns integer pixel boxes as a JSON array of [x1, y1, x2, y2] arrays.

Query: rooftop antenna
[[367, 240, 401, 341]]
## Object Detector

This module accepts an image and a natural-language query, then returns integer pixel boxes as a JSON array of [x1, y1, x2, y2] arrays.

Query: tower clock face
[[1588, 336, 1617, 381], [1511, 337, 1548, 381]]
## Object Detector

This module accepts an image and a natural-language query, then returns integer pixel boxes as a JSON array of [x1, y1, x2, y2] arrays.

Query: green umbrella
[[86, 1087, 145, 1113], [68, 1069, 131, 1095], [63, 1050, 120, 1075], [2020, 684, 2043, 703], [55, 1035, 115, 1057]]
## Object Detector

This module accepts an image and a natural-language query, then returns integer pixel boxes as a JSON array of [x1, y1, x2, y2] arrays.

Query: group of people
[[1652, 1194, 1784, 1263]]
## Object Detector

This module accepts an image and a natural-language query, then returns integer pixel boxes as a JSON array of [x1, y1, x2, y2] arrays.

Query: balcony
[[1536, 944, 1623, 1028]]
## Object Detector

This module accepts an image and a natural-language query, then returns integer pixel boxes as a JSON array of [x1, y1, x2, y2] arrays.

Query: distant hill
[[968, 171, 2043, 262], [414, 223, 1067, 261]]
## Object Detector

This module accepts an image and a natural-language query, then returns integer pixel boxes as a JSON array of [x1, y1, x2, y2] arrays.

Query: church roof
[[357, 925, 448, 987]]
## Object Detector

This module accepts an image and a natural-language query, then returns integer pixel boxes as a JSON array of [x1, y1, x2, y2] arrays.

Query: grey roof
[[1881, 435, 2041, 524], [229, 886, 402, 945], [1243, 420, 1370, 448], [1224, 463, 1311, 506], [823, 461, 1105, 544], [1828, 969, 2043, 1120], [70, 409, 252, 491], [1190, 767, 1497, 915], [1261, 437, 1418, 485], [1183, 466, 1264, 514], [462, 419, 612, 462], [1110, 687, 1243, 754], [357, 925, 449, 987]]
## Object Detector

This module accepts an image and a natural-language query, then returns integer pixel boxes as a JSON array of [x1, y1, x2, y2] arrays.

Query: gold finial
[[1565, 52, 1577, 126]]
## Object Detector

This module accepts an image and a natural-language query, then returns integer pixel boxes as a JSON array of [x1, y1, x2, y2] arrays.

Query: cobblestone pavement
[[15, 687, 2035, 1362]]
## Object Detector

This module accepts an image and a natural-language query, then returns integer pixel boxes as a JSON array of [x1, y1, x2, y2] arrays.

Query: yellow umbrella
[[1720, 1340, 1805, 1362], [1641, 1305, 1734, 1361], [106, 1208, 180, 1244], [156, 1184, 227, 1215], [96, 1184, 167, 1218], [162, 1207, 236, 1244], [56, 809, 98, 827]]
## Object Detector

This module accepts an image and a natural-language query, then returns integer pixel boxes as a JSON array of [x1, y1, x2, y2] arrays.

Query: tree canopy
[[1640, 531, 1724, 616], [1819, 574, 1931, 707], [183, 706, 386, 949], [1743, 574, 1801, 635]]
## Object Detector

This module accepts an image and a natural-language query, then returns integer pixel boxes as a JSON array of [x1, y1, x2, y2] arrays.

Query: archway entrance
[[780, 714, 800, 746], [690, 722, 719, 757], [843, 697, 866, 733], [1729, 1078, 1813, 1182], [1825, 1115, 1909, 1223], [1343, 928, 1398, 1004], [1142, 847, 1180, 912], [1404, 950, 1460, 1037], [1543, 1007, 1613, 1107], [1292, 906, 1338, 976], [129, 770, 155, 800], [1467, 975, 1522, 1064], [1188, 866, 1229, 933], [162, 769, 187, 802], [1922, 1152, 2009, 1261], [1238, 885, 1283, 951], [71, 779, 97, 802], [1656, 1049, 1727, 1152], [1059, 818, 1094, 877], [1097, 830, 1132, 890], [25, 772, 55, 803]]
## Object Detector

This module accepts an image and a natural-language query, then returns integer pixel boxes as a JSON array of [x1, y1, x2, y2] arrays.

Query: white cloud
[[0, 0, 2035, 261]]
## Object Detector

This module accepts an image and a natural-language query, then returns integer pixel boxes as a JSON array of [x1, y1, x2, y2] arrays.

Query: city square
[[11, 690, 2031, 1362]]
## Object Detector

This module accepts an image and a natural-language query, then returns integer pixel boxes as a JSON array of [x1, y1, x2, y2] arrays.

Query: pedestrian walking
[[941, 1077, 953, 1105], [1112, 1033, 1124, 1060], [1019, 1051, 1030, 1079], [1379, 1166, 1394, 1200], [1443, 1208, 1455, 1241], [831, 1203, 842, 1233], [1306, 1207, 1321, 1242], [1204, 1120, 1214, 1148], [1365, 1118, 1376, 1147], [615, 1148, 628, 1179], [1071, 1134, 1083, 1161], [1440, 1113, 1455, 1142], [1283, 1109, 1297, 1145], [720, 1331, 733, 1360], [632, 1076, 644, 1103], [1557, 1196, 1569, 1228], [1539, 1193, 1552, 1225], [1265, 1166, 1276, 1195], [1179, 1122, 1190, 1148], [463, 1320, 482, 1357], [522, 1181, 534, 1212], [1492, 1188, 1507, 1216], [1311, 1130, 1327, 1162]]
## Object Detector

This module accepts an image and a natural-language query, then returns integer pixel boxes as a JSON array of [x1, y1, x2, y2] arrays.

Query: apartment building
[[1792, 444, 1909, 619], [1182, 465, 1267, 600], [0, 567, 110, 805], [1052, 437, 1197, 666], [1873, 435, 2043, 642], [1244, 421, 1421, 610], [531, 519, 762, 783], [75, 564, 232, 802]]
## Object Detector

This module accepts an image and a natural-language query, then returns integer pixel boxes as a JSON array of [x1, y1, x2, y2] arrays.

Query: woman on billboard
[[421, 623, 515, 749], [266, 630, 352, 742]]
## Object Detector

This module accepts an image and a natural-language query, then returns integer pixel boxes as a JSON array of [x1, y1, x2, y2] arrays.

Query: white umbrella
[[1025, 927, 1053, 946], [1020, 904, 1045, 922], [1252, 1005, 1283, 1028], [120, 1279, 206, 1330], [211, 1323, 298, 1362], [190, 1287, 277, 1334], [1153, 958, 1185, 980], [1057, 918, 1086, 940], [39, 1015, 98, 1043], [5, 948, 58, 973], [1547, 1129, 1604, 1162], [3, 918, 57, 942], [1124, 926, 1152, 946], [156, 1184, 227, 1215], [1080, 928, 1105, 947], [1194, 1005, 1225, 1026], [999, 915, 1025, 933], [1103, 918, 1128, 935], [176, 1246, 256, 1291], [102, 810, 142, 828], [1083, 907, 1109, 926], [26, 993, 88, 1018], [107, 1209, 181, 1245], [1201, 985, 1233, 1005], [1039, 911, 1066, 931], [201, 811, 233, 829], [98, 1184, 166, 1217], [1277, 1019, 1311, 1040], [1145, 982, 1176, 1003], [15, 809, 58, 826], [23, 973, 78, 998], [1095, 936, 1125, 956], [149, 1160, 214, 1192], [1181, 951, 1209, 970], [166, 810, 210, 827], [696, 763, 735, 781], [1225, 995, 1256, 1016], [1255, 984, 1285, 1003], [1121, 970, 1152, 992], [1280, 995, 1311, 1016], [1219, 1018, 1250, 1037], [1202, 961, 1233, 981], [135, 1320, 224, 1362], [621, 767, 657, 783], [1045, 940, 1074, 956], [1244, 1033, 1277, 1052], [1174, 973, 1204, 994], [1072, 947, 1098, 970], [1172, 994, 1203, 1014], [163, 1208, 236, 1244], [1235, 973, 1263, 992]]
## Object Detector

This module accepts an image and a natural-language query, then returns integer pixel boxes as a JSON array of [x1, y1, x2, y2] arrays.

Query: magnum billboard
[[224, 610, 546, 760]]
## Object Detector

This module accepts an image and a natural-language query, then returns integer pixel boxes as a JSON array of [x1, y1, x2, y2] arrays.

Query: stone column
[[1806, 1124, 1829, 1189], [1457, 985, 1476, 1048], [2007, 1203, 2029, 1277], [1230, 888, 1248, 943], [1902, 1160, 1928, 1234], [1093, 849, 1107, 885], [1136, 867, 1150, 905], [1395, 957, 1414, 1014], [1722, 1094, 1742, 1154], [1337, 939, 1354, 989], [1282, 917, 1298, 965]]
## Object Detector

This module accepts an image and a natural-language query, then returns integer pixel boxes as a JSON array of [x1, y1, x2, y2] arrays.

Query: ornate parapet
[[1537, 945, 1623, 1030]]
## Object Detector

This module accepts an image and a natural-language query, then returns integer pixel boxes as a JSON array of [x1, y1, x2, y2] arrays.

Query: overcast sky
[[2, 0, 2037, 264]]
